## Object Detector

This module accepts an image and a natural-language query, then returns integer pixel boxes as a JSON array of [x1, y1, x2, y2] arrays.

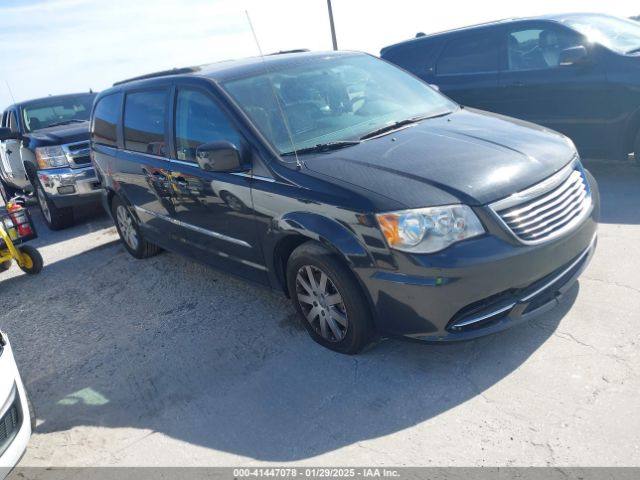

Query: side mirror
[[0, 128, 20, 141], [195, 141, 242, 172], [559, 46, 589, 66]]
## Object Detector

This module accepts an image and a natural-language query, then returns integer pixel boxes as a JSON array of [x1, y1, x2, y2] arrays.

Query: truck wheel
[[18, 245, 43, 274], [35, 181, 74, 230], [0, 177, 19, 204], [111, 196, 161, 259], [286, 241, 376, 354]]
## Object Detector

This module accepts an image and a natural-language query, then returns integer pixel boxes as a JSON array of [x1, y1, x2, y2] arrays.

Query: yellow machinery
[[0, 198, 43, 275]]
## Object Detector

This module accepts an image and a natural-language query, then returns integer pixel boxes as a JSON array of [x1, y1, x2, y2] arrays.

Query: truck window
[[92, 93, 122, 148], [437, 33, 500, 75], [124, 90, 167, 156], [8, 111, 19, 133]]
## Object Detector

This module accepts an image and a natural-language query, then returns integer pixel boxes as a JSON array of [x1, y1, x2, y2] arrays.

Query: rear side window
[[92, 93, 122, 147], [437, 33, 500, 75], [174, 89, 241, 162], [8, 111, 18, 132], [382, 40, 443, 75], [124, 90, 167, 156]]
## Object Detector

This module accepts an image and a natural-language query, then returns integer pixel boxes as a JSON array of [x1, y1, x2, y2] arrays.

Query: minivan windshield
[[21, 93, 96, 132], [222, 54, 457, 156], [563, 15, 640, 55]]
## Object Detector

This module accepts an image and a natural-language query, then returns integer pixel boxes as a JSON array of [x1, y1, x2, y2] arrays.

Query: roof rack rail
[[113, 66, 201, 86], [267, 49, 310, 56]]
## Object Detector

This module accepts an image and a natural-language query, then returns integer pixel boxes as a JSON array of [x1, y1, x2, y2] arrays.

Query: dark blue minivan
[[381, 13, 640, 161]]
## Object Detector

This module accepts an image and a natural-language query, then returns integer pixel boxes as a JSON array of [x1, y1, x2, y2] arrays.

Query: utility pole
[[327, 0, 338, 50]]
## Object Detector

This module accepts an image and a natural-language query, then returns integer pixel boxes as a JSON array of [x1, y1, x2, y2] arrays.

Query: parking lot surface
[[1, 159, 639, 467]]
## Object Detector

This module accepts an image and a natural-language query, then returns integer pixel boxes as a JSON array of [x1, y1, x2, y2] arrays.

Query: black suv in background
[[381, 13, 640, 161], [91, 51, 598, 354], [0, 93, 102, 229]]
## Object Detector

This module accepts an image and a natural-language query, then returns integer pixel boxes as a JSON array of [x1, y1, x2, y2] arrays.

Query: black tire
[[111, 195, 161, 259], [0, 177, 19, 204], [286, 241, 375, 354], [0, 260, 11, 271], [35, 181, 74, 230], [18, 244, 43, 274]]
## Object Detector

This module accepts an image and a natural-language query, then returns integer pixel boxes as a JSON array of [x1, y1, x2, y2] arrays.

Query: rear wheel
[[36, 181, 74, 230], [286, 242, 375, 354], [18, 244, 43, 274], [111, 196, 161, 259]]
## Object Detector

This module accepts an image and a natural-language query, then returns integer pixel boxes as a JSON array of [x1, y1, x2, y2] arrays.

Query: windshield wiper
[[282, 140, 361, 156], [359, 111, 455, 141], [45, 119, 87, 128], [627, 47, 640, 54]]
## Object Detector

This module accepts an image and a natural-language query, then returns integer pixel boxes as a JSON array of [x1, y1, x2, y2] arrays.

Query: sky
[[0, 0, 637, 108]]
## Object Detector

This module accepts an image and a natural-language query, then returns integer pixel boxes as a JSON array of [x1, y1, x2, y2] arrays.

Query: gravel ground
[[0, 159, 638, 467]]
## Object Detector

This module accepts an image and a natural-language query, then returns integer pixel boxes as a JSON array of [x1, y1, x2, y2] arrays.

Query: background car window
[[507, 27, 583, 71], [124, 90, 167, 156], [8, 111, 18, 133], [437, 34, 500, 75], [21, 93, 95, 132], [174, 89, 241, 162], [92, 93, 122, 148]]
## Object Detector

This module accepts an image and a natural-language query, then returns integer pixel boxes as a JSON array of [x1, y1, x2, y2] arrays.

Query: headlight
[[376, 205, 485, 253], [35, 146, 69, 169]]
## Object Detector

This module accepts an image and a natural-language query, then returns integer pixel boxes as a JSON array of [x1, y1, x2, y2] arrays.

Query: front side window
[[563, 14, 640, 55], [223, 54, 456, 156], [92, 93, 122, 147], [437, 33, 500, 75], [124, 90, 167, 156], [507, 27, 584, 71], [174, 89, 241, 162], [21, 93, 95, 132]]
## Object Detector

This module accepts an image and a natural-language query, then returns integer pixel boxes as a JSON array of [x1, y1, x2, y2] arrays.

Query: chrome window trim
[[134, 205, 252, 249]]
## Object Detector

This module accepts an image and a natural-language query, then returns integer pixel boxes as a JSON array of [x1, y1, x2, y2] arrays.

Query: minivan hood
[[26, 121, 90, 147], [303, 108, 577, 208]]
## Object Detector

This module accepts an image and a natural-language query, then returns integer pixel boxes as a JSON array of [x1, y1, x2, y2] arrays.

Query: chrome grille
[[491, 163, 591, 244], [63, 141, 91, 168]]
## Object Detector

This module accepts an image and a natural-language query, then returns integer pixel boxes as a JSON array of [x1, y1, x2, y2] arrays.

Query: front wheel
[[286, 242, 375, 354], [36, 181, 74, 230], [18, 244, 43, 274], [111, 196, 161, 259]]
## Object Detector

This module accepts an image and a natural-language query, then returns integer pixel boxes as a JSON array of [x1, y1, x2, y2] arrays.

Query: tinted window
[[383, 40, 443, 74], [92, 93, 122, 147], [437, 33, 500, 75], [124, 90, 167, 156], [507, 27, 583, 71], [174, 89, 241, 162]]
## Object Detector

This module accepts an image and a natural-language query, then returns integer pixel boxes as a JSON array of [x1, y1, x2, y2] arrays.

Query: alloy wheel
[[295, 265, 348, 342], [116, 205, 139, 251], [37, 186, 52, 224]]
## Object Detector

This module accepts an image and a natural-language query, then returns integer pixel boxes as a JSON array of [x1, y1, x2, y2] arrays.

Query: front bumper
[[37, 166, 102, 208], [0, 332, 31, 479], [360, 173, 599, 343]]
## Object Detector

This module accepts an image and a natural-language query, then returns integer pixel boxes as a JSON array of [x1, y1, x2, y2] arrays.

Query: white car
[[0, 330, 31, 480]]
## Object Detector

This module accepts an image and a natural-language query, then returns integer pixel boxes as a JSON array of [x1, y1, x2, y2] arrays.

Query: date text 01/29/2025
[[232, 468, 401, 477]]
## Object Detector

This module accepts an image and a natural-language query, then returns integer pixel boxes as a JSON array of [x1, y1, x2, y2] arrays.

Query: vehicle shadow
[[582, 158, 640, 225], [1, 239, 578, 462]]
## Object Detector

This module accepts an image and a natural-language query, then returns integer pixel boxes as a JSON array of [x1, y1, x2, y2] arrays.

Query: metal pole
[[327, 0, 338, 50]]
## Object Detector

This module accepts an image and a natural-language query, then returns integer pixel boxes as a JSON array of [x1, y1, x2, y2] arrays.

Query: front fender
[[275, 212, 375, 269]]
